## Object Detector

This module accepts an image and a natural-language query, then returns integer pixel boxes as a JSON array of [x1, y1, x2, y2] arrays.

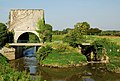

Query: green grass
[[37, 42, 87, 67], [109, 37, 120, 45], [95, 36, 120, 45], [42, 52, 87, 67], [107, 56, 120, 72]]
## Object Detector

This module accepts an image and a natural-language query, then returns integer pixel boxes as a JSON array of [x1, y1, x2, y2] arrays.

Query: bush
[[37, 45, 52, 63], [92, 38, 120, 57]]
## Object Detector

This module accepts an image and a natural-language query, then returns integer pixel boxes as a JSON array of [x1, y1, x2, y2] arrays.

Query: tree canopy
[[36, 18, 52, 43], [63, 22, 91, 47], [0, 23, 8, 48], [74, 22, 90, 35]]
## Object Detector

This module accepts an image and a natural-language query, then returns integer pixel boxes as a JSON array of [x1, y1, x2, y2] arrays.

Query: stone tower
[[9, 9, 44, 43]]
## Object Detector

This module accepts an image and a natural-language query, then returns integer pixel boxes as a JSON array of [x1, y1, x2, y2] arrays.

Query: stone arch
[[14, 31, 41, 43]]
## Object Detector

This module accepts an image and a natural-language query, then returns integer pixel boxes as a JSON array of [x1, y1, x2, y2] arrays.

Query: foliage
[[52, 35, 65, 42], [0, 23, 14, 48], [107, 56, 120, 72], [37, 45, 53, 63], [7, 31, 14, 43], [100, 30, 120, 36], [0, 55, 41, 81], [0, 23, 8, 48], [44, 24, 52, 42], [28, 33, 40, 43], [87, 28, 102, 35], [36, 18, 52, 43], [42, 52, 87, 67], [52, 28, 73, 35], [92, 38, 120, 61], [37, 43, 87, 66], [74, 22, 90, 35], [63, 22, 91, 47], [63, 30, 78, 47]]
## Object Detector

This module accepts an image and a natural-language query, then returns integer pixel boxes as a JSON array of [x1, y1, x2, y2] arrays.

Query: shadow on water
[[9, 47, 120, 81]]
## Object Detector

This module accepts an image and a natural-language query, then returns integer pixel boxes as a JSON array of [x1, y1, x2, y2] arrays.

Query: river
[[9, 47, 120, 81]]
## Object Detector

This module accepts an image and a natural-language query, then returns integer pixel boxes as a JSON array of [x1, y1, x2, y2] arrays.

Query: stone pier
[[0, 47, 15, 60]]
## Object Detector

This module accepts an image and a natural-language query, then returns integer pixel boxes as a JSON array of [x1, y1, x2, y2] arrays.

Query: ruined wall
[[9, 9, 44, 31], [0, 47, 15, 60]]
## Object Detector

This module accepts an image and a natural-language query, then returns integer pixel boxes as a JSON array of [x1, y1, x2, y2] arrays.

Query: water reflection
[[9, 48, 120, 81]]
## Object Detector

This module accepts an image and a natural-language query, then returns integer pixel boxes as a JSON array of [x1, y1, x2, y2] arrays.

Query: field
[[52, 35, 120, 45], [97, 36, 120, 45]]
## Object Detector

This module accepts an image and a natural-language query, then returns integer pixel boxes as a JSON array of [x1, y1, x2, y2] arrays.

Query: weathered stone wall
[[0, 47, 15, 60], [8, 9, 44, 42], [9, 9, 44, 31]]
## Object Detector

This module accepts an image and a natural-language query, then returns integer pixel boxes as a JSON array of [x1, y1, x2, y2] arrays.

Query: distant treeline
[[52, 28, 120, 36], [100, 31, 120, 36]]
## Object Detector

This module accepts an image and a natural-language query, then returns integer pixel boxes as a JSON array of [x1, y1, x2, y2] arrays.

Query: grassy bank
[[42, 52, 87, 67], [37, 42, 87, 68], [41, 35, 120, 72], [107, 56, 120, 73], [0, 54, 40, 81]]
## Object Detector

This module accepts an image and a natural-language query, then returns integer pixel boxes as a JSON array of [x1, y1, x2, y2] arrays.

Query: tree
[[36, 17, 45, 42], [63, 30, 77, 47], [63, 22, 90, 47], [36, 18, 52, 43], [0, 23, 8, 48], [87, 28, 102, 35], [74, 22, 90, 35], [44, 24, 52, 42]]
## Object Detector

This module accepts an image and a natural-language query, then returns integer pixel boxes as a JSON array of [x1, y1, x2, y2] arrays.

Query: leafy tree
[[36, 17, 52, 43], [52, 30, 63, 35], [7, 31, 14, 43], [87, 28, 102, 35], [63, 30, 77, 47], [74, 22, 90, 35], [100, 30, 120, 36], [0, 23, 8, 48], [37, 45, 52, 63], [63, 22, 90, 47], [45, 24, 52, 42], [36, 17, 45, 43]]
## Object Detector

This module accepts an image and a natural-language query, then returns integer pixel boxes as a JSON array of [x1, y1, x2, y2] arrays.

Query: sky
[[0, 0, 120, 30]]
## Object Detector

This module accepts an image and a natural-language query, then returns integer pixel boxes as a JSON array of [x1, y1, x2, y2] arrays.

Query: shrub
[[37, 45, 52, 63], [92, 38, 120, 58]]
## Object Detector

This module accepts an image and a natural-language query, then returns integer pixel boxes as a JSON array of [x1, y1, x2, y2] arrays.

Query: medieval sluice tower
[[2, 9, 45, 60]]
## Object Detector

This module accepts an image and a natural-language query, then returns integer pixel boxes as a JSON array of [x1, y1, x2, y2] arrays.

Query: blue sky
[[0, 0, 120, 30]]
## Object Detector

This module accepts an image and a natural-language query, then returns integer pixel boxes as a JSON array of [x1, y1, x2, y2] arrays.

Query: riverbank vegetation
[[0, 23, 13, 49], [0, 54, 40, 81], [37, 42, 87, 67], [37, 21, 120, 73]]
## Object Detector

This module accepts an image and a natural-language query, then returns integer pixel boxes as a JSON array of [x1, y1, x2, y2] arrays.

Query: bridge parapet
[[9, 43, 43, 46]]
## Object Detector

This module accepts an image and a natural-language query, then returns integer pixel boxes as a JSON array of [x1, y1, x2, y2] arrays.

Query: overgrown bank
[[37, 36, 120, 73], [37, 42, 87, 68]]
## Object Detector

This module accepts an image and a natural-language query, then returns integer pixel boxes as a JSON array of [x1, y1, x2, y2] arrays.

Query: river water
[[9, 48, 120, 81]]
